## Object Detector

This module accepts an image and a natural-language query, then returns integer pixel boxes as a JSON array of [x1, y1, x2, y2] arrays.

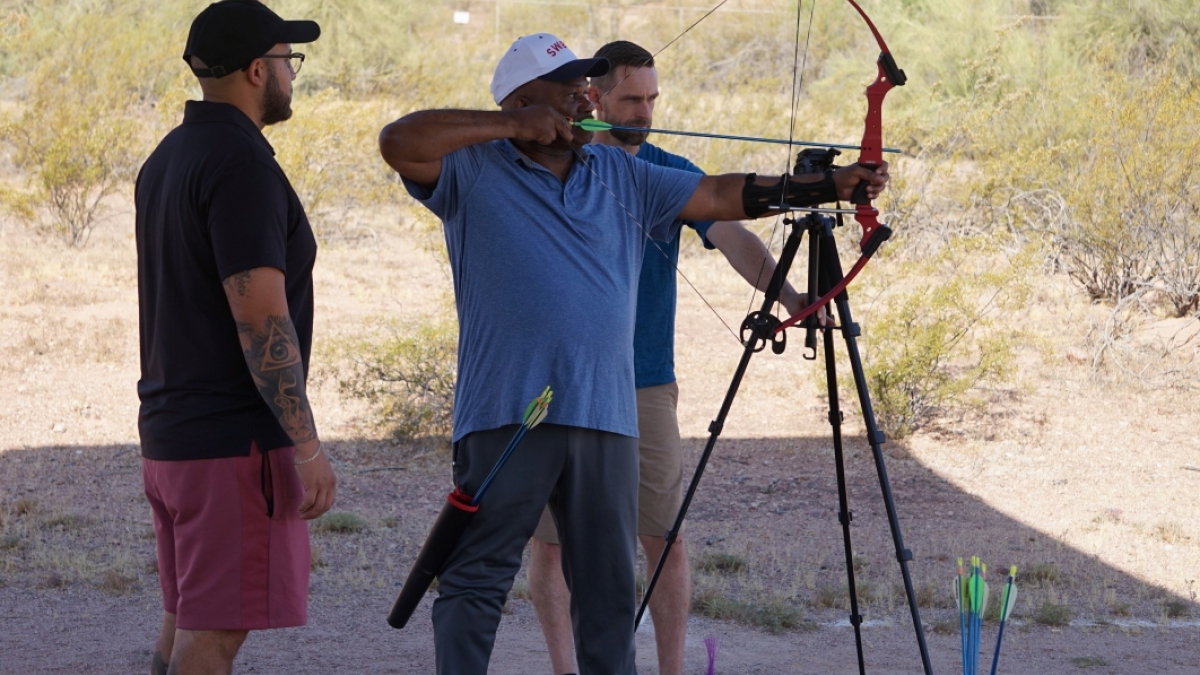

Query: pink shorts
[[143, 442, 310, 631]]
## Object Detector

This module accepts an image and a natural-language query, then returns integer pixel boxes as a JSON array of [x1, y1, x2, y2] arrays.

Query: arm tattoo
[[222, 271, 254, 297], [238, 314, 318, 445]]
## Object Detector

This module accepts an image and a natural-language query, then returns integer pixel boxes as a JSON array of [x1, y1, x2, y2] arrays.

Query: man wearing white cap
[[379, 32, 886, 675]]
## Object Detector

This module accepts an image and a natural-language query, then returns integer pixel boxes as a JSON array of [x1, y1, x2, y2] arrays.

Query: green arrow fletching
[[523, 386, 554, 429], [1001, 566, 1019, 621], [574, 118, 612, 132]]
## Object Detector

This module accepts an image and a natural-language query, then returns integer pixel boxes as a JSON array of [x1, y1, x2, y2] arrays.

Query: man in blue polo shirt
[[526, 40, 812, 675], [378, 32, 886, 675]]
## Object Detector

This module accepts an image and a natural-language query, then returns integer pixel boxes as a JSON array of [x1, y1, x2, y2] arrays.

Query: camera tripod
[[636, 150, 934, 675]]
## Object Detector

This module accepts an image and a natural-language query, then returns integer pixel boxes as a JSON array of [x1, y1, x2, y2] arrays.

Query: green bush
[[265, 90, 399, 242], [336, 317, 458, 440], [0, 2, 183, 246], [846, 236, 1032, 438]]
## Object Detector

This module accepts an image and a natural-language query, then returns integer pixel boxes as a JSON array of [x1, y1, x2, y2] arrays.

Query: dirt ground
[[2, 214, 1199, 674]]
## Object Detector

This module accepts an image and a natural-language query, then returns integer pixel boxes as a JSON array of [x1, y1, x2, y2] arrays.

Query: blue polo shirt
[[403, 140, 701, 441], [631, 142, 715, 389]]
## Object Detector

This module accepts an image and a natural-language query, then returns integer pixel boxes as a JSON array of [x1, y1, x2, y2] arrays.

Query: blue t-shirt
[[403, 140, 702, 441], [632, 142, 715, 389]]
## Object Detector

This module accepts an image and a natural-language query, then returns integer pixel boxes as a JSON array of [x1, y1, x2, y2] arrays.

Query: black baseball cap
[[183, 0, 320, 79]]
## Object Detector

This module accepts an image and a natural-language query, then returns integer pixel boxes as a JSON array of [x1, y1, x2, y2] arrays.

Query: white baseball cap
[[490, 33, 610, 105]]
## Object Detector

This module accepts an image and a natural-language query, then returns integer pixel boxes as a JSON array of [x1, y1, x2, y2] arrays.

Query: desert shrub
[[846, 236, 1032, 438], [1034, 601, 1072, 626], [1054, 64, 1200, 316], [2, 96, 144, 246], [336, 317, 458, 440], [692, 590, 807, 634], [1025, 562, 1061, 584], [265, 89, 399, 242], [695, 552, 748, 575], [313, 511, 367, 534], [0, 2, 183, 246]]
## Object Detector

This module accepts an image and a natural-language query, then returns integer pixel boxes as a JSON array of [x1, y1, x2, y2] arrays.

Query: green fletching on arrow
[[522, 386, 547, 423], [1000, 567, 1019, 621], [523, 386, 553, 429], [969, 559, 983, 613], [574, 118, 612, 132]]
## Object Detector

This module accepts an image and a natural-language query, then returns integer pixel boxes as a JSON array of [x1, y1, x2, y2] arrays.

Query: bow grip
[[850, 163, 879, 205]]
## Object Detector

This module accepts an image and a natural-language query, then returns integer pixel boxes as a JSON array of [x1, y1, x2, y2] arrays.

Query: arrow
[[956, 558, 968, 675], [472, 386, 553, 505], [387, 386, 553, 629], [572, 118, 902, 154], [988, 566, 1018, 675]]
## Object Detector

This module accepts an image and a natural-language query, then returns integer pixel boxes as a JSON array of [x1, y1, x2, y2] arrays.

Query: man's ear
[[586, 84, 602, 107], [244, 58, 268, 87]]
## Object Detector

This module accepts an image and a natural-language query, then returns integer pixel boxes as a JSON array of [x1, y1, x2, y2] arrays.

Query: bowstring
[[578, 0, 742, 345], [569, 146, 740, 343], [575, 0, 818, 346], [594, 0, 733, 103], [745, 0, 818, 320]]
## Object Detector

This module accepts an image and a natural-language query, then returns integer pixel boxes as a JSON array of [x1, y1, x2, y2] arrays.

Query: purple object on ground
[[705, 634, 719, 675]]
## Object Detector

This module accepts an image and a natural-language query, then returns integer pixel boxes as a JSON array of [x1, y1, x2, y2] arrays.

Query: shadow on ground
[[1, 438, 1197, 674]]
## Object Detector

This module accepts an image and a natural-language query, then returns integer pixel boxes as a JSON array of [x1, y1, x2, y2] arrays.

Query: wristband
[[294, 442, 322, 465]]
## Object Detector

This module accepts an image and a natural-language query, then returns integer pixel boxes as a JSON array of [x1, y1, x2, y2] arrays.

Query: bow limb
[[772, 0, 906, 337], [845, 0, 906, 252]]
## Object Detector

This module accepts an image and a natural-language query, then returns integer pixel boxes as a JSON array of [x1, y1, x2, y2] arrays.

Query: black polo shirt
[[135, 100, 317, 461]]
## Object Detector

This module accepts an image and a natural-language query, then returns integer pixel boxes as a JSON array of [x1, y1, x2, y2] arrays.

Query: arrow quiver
[[387, 487, 478, 629]]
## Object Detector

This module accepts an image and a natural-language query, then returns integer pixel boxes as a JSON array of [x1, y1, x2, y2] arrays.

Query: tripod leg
[[821, 320, 868, 675], [818, 223, 935, 675]]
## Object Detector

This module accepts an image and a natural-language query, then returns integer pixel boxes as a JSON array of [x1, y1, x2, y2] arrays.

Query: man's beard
[[261, 67, 293, 126], [609, 116, 650, 146]]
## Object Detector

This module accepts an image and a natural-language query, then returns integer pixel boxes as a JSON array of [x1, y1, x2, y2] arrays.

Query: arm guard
[[742, 171, 838, 218]]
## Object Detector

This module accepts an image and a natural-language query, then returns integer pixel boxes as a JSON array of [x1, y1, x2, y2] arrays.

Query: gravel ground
[[3, 225, 1199, 674]]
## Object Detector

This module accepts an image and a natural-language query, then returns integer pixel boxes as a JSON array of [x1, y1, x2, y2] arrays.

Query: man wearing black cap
[[379, 31, 886, 675], [136, 2, 334, 673]]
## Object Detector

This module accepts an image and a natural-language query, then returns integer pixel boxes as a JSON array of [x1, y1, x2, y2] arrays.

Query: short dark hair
[[590, 41, 653, 91]]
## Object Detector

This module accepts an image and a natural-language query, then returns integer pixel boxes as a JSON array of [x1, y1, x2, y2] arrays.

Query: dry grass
[[1035, 601, 1074, 627], [313, 512, 368, 535], [691, 589, 811, 634], [695, 552, 748, 575]]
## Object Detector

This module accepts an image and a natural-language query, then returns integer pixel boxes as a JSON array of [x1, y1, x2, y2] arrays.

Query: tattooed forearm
[[238, 314, 317, 445], [222, 270, 254, 297]]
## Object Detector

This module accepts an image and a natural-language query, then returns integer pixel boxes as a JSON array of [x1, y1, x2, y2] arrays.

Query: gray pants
[[433, 423, 639, 675]]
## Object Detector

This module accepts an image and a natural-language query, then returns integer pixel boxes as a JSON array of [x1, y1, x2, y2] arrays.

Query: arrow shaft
[[587, 122, 902, 154]]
